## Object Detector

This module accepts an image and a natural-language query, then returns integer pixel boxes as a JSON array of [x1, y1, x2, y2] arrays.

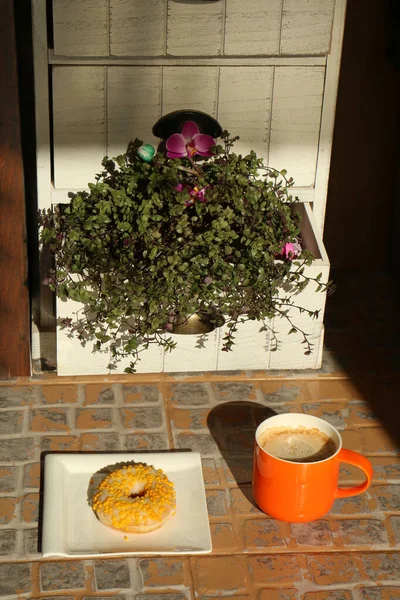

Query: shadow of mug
[[207, 401, 277, 507]]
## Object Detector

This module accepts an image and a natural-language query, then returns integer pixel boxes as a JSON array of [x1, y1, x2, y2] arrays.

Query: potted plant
[[39, 110, 333, 373]]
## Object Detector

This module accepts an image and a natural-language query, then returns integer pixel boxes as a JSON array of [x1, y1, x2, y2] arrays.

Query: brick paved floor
[[0, 372, 399, 599], [1, 270, 400, 598]]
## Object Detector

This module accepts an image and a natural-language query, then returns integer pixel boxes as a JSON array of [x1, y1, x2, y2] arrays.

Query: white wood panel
[[313, 0, 347, 231], [49, 53, 326, 67], [56, 297, 111, 376], [268, 314, 324, 369], [32, 0, 52, 210], [53, 67, 106, 189], [167, 0, 224, 56], [162, 67, 218, 116], [53, 0, 109, 56], [280, 0, 335, 55], [107, 67, 161, 158], [111, 340, 164, 374], [268, 66, 325, 187], [110, 0, 166, 56], [164, 331, 219, 373], [216, 320, 270, 371], [218, 67, 273, 162], [224, 0, 282, 56]]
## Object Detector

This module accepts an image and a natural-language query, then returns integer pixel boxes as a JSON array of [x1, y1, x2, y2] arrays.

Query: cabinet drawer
[[52, 0, 335, 57], [52, 64, 325, 192]]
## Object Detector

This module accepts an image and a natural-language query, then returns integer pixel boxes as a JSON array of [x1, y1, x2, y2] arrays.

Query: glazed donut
[[90, 463, 176, 533]]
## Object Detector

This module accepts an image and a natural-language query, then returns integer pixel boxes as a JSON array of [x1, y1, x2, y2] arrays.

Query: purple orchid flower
[[166, 121, 216, 159]]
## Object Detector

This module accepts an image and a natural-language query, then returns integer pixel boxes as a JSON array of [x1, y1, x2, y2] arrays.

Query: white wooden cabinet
[[32, 0, 347, 375]]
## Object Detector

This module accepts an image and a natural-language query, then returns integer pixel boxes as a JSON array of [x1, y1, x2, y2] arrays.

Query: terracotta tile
[[362, 427, 399, 454], [290, 521, 333, 547], [248, 555, 303, 584], [0, 410, 23, 434], [0, 562, 31, 595], [76, 408, 113, 430], [173, 432, 219, 454], [30, 408, 70, 432], [120, 406, 163, 429], [206, 489, 227, 517], [331, 492, 372, 515], [260, 381, 308, 404], [361, 552, 400, 581], [23, 527, 39, 555], [136, 593, 189, 600], [224, 430, 255, 454], [40, 435, 80, 451], [360, 588, 400, 600], [21, 493, 39, 523], [305, 380, 368, 402], [125, 433, 169, 451], [0, 386, 35, 407], [208, 401, 257, 429], [340, 429, 363, 452], [201, 458, 220, 485], [0, 529, 17, 556], [193, 556, 248, 594], [346, 402, 380, 426], [23, 463, 41, 489], [229, 486, 261, 515], [259, 590, 298, 600], [0, 497, 17, 524], [304, 592, 354, 600], [169, 383, 211, 406], [213, 383, 257, 403], [94, 558, 130, 589], [170, 407, 209, 430], [306, 554, 361, 585], [199, 596, 249, 600], [123, 384, 159, 404], [301, 402, 349, 430], [80, 432, 120, 451], [369, 456, 400, 481], [139, 558, 189, 587], [40, 561, 86, 590], [0, 466, 18, 492], [222, 456, 253, 485], [243, 518, 288, 549], [372, 485, 400, 511], [388, 516, 400, 543], [340, 456, 400, 483], [336, 519, 389, 546], [0, 437, 34, 461], [40, 384, 77, 404], [210, 522, 239, 551], [83, 384, 116, 405]]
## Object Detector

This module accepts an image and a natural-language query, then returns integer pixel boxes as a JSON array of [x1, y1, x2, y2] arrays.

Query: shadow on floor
[[207, 401, 277, 505], [324, 268, 400, 448]]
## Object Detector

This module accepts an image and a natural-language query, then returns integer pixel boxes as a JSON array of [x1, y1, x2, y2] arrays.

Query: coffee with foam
[[258, 425, 337, 463]]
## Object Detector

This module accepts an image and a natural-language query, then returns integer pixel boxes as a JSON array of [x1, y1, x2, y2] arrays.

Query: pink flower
[[166, 121, 216, 159], [280, 241, 302, 259], [174, 183, 184, 192], [189, 186, 207, 202]]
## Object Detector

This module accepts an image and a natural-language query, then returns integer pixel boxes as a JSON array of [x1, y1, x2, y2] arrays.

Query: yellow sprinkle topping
[[91, 463, 176, 530]]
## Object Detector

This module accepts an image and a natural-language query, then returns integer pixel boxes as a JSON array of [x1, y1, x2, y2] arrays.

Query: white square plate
[[41, 452, 212, 557]]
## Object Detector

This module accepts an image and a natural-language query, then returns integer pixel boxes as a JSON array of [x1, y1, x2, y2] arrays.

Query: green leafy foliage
[[38, 132, 333, 371]]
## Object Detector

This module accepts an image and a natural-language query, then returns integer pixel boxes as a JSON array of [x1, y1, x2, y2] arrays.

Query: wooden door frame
[[0, 0, 31, 377]]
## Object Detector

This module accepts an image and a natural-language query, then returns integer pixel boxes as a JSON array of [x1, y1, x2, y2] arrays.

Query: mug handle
[[335, 449, 373, 499]]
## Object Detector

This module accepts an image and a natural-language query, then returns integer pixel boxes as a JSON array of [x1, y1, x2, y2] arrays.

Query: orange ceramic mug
[[253, 413, 373, 522]]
